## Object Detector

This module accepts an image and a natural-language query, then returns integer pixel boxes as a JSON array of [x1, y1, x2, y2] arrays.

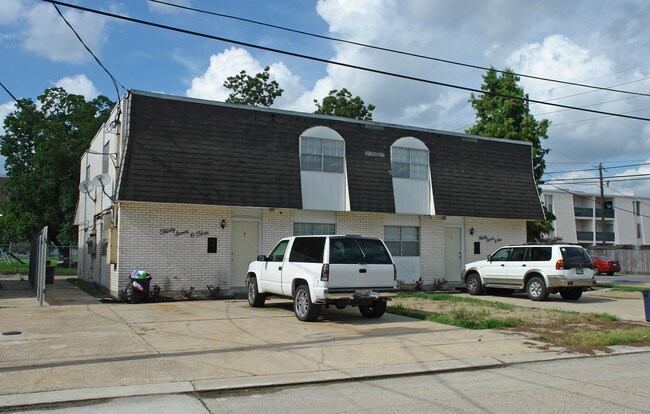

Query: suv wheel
[[593, 268, 600, 276], [466, 273, 484, 295], [359, 300, 387, 318], [526, 276, 548, 301], [247, 277, 266, 307], [560, 288, 582, 301], [294, 285, 321, 322]]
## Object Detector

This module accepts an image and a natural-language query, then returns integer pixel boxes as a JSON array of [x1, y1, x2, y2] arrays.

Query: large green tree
[[223, 66, 283, 107], [314, 88, 375, 120], [0, 87, 114, 245], [466, 68, 554, 241]]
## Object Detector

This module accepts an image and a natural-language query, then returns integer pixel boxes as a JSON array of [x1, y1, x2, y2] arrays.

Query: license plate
[[576, 268, 583, 274], [354, 289, 375, 297]]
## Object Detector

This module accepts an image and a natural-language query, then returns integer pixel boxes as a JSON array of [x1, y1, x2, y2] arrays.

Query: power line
[[148, 0, 650, 98], [45, 0, 650, 123], [50, 2, 125, 102], [545, 162, 650, 176]]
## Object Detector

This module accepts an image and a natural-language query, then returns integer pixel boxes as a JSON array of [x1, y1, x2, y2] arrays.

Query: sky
[[1, 0, 650, 198]]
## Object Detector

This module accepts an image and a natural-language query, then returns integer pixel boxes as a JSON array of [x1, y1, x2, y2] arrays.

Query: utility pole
[[599, 162, 606, 246]]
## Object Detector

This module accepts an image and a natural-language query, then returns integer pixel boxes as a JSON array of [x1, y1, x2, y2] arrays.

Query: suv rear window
[[560, 246, 592, 268], [289, 237, 325, 263], [530, 247, 552, 261], [329, 237, 393, 265]]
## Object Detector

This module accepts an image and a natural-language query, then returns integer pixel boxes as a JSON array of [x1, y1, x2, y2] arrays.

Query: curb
[[2, 346, 649, 410]]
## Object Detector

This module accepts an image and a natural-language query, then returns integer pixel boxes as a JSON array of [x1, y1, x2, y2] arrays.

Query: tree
[[0, 87, 114, 245], [223, 66, 283, 107], [466, 68, 553, 242], [314, 88, 375, 120]]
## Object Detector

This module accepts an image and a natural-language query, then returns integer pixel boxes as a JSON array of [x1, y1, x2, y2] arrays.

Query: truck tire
[[359, 300, 387, 318], [526, 276, 549, 301], [247, 277, 266, 307], [294, 285, 320, 322], [466, 273, 484, 295], [560, 288, 582, 301]]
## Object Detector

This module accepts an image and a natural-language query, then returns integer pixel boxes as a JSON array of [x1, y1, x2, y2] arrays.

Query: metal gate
[[28, 226, 48, 306]]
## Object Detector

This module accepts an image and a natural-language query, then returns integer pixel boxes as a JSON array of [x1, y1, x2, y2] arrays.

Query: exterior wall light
[[221, 219, 227, 229], [470, 228, 474, 235]]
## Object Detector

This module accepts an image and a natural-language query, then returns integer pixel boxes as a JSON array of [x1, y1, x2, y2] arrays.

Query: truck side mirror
[[257, 255, 267, 261], [486, 254, 491, 262]]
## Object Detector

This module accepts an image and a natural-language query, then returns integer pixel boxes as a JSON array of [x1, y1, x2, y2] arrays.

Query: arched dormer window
[[300, 128, 345, 173], [391, 140, 429, 180], [390, 137, 434, 215], [299, 127, 350, 211]]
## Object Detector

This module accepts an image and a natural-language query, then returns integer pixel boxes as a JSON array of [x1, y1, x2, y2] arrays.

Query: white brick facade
[[463, 217, 527, 263]]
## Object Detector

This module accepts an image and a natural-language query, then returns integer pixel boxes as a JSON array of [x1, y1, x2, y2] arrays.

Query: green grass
[[66, 278, 104, 297], [550, 309, 619, 322], [563, 327, 650, 347], [0, 257, 78, 275], [388, 303, 527, 330], [398, 292, 517, 311]]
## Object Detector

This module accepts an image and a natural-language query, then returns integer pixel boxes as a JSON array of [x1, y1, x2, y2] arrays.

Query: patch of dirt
[[391, 297, 650, 355], [585, 290, 643, 300]]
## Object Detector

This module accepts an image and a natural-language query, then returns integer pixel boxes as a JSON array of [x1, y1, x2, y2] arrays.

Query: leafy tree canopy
[[466, 68, 553, 242], [0, 87, 114, 244], [314, 88, 375, 120], [223, 66, 283, 107]]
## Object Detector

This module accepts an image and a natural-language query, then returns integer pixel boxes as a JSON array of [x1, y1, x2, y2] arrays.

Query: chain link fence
[[0, 243, 79, 276]]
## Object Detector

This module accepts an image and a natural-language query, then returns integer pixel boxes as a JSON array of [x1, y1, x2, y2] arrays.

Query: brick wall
[[420, 216, 445, 284], [463, 218, 527, 264], [336, 211, 385, 237], [114, 202, 231, 297], [261, 209, 294, 254]]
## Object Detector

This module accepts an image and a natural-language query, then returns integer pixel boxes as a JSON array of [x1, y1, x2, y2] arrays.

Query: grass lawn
[[389, 292, 650, 354], [0, 257, 78, 275]]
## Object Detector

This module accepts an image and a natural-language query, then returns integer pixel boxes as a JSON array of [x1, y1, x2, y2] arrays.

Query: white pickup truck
[[246, 235, 398, 321]]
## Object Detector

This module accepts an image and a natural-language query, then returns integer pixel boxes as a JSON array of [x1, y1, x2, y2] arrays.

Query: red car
[[591, 255, 621, 276]]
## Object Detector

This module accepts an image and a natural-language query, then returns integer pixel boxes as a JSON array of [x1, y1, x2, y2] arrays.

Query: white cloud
[[0, 0, 24, 25], [54, 74, 99, 99], [148, 0, 192, 14], [0, 101, 16, 136], [23, 3, 109, 63], [186, 48, 306, 109]]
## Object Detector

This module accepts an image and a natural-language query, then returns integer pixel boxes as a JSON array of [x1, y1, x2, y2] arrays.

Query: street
[[15, 352, 650, 414]]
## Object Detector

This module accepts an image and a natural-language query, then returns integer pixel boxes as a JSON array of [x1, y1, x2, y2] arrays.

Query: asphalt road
[[595, 273, 650, 286], [15, 352, 650, 414]]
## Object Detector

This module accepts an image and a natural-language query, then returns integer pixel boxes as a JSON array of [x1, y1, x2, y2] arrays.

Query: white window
[[293, 222, 336, 236], [637, 223, 642, 239], [544, 195, 554, 213], [300, 136, 344, 173], [102, 142, 110, 174], [384, 226, 420, 256], [634, 201, 641, 217], [391, 147, 428, 180]]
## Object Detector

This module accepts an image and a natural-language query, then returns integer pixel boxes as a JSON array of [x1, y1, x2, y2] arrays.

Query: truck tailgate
[[327, 263, 395, 289]]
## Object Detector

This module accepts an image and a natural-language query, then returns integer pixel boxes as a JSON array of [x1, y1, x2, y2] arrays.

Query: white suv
[[462, 244, 595, 301]]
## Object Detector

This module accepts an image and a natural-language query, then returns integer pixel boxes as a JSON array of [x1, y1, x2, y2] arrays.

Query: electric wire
[[51, 2, 125, 103], [43, 0, 650, 123], [545, 162, 650, 176], [148, 0, 650, 98]]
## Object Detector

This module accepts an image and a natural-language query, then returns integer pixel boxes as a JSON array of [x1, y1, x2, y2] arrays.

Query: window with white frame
[[293, 222, 336, 236], [544, 195, 554, 213], [637, 223, 642, 239], [102, 142, 110, 174], [391, 147, 428, 180], [300, 136, 345, 173], [384, 226, 420, 256], [634, 201, 641, 217]]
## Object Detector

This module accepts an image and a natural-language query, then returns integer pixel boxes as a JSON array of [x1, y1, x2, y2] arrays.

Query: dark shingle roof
[[118, 91, 543, 220]]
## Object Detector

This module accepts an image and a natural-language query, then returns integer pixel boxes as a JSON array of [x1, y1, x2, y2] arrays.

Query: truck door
[[260, 239, 289, 294]]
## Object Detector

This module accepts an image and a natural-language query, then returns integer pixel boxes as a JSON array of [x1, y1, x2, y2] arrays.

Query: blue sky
[[2, 0, 650, 197]]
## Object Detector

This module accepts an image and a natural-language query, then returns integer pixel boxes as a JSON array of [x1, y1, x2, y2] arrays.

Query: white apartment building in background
[[540, 187, 650, 248]]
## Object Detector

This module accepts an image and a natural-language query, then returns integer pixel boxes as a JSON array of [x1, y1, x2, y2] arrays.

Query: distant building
[[540, 187, 650, 248]]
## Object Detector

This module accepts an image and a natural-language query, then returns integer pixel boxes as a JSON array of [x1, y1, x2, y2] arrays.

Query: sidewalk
[[0, 279, 648, 409]]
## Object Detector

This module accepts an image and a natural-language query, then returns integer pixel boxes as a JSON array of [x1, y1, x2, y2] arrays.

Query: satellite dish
[[92, 173, 112, 187], [79, 180, 96, 202], [79, 180, 95, 193]]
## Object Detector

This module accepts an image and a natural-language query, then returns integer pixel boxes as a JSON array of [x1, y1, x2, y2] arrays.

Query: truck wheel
[[359, 300, 387, 318], [247, 277, 266, 307], [526, 276, 548, 301], [294, 285, 320, 322], [466, 273, 484, 295], [560, 289, 582, 300]]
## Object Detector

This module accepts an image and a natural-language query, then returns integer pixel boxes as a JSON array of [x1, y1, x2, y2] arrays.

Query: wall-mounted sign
[[160, 227, 210, 238]]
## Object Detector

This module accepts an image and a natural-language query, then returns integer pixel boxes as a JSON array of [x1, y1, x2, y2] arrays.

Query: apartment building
[[540, 187, 650, 248]]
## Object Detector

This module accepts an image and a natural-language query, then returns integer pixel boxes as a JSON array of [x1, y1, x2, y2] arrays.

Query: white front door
[[444, 227, 462, 282], [231, 221, 260, 288]]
